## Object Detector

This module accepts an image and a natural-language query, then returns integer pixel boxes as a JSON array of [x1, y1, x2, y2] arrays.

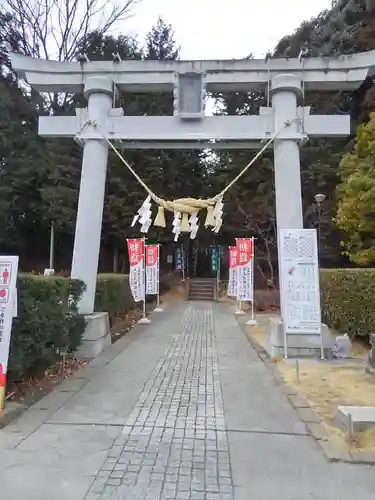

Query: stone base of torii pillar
[[265, 317, 332, 359]]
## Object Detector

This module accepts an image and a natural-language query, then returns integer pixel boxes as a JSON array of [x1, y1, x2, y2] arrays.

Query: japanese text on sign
[[235, 238, 254, 301], [127, 239, 145, 302], [227, 247, 237, 298], [279, 229, 321, 334], [146, 245, 159, 295], [175, 247, 185, 270]]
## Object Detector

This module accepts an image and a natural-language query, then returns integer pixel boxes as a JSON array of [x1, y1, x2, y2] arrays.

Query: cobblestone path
[[2, 301, 375, 500], [89, 303, 233, 500]]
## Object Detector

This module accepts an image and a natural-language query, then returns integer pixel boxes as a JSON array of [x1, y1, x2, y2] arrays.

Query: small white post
[[49, 221, 55, 269], [348, 413, 354, 443], [138, 237, 151, 325], [154, 244, 163, 312], [234, 299, 245, 315], [295, 359, 300, 383], [217, 245, 221, 299], [181, 245, 185, 283], [284, 325, 288, 359], [246, 237, 257, 326]]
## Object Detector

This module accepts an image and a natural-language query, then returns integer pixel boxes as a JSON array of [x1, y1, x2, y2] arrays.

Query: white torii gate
[[10, 51, 374, 319]]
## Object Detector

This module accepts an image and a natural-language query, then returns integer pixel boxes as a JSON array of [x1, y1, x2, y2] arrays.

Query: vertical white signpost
[[0, 256, 19, 411], [146, 244, 163, 312], [227, 246, 237, 298], [127, 239, 150, 325], [234, 238, 255, 321], [279, 229, 323, 358]]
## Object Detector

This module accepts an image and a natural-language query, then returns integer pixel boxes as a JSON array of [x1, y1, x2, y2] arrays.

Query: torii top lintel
[[10, 51, 375, 93]]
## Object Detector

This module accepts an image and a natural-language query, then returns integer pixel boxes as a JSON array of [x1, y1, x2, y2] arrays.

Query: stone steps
[[188, 279, 216, 301]]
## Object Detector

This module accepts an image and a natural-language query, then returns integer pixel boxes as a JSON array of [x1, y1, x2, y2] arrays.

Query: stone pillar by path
[[71, 77, 113, 315], [271, 73, 303, 231]]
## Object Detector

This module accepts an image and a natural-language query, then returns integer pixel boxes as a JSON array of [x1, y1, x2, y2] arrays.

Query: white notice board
[[279, 229, 321, 334]]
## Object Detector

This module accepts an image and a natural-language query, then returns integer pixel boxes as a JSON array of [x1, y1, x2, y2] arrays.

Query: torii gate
[[10, 52, 373, 318]]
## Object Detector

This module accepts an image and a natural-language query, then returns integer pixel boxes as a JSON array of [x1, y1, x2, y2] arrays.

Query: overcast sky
[[128, 0, 334, 59]]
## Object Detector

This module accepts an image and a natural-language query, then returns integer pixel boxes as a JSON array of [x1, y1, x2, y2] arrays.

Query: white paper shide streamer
[[172, 211, 181, 242], [131, 195, 152, 233], [212, 198, 223, 233], [189, 212, 199, 240]]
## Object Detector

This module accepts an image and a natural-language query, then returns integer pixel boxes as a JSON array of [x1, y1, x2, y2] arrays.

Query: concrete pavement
[[0, 301, 375, 499]]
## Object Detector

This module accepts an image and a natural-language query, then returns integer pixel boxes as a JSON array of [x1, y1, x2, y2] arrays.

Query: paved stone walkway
[[1, 302, 375, 500]]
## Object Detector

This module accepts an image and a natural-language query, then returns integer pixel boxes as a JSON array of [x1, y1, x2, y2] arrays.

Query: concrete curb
[[244, 328, 375, 466], [0, 401, 28, 429]]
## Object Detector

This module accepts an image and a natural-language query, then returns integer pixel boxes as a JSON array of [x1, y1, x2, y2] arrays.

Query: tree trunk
[[113, 247, 119, 273]]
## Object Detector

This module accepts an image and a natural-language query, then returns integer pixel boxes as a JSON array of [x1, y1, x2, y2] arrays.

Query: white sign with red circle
[[0, 256, 19, 407], [0, 287, 9, 304]]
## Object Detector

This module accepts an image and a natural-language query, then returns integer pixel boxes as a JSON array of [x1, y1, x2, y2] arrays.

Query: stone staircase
[[188, 278, 216, 301]]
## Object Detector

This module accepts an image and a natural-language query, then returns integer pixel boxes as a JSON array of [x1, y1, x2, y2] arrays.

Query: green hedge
[[9, 275, 86, 381], [9, 273, 136, 383], [95, 274, 135, 325], [320, 268, 375, 337]]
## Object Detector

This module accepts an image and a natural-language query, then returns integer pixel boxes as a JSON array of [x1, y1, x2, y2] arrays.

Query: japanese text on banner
[[127, 239, 145, 302], [175, 247, 185, 270], [227, 247, 237, 297], [235, 238, 254, 301], [145, 245, 159, 295]]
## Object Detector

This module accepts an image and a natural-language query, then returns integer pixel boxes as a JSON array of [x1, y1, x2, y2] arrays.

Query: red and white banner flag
[[145, 244, 159, 295], [127, 239, 145, 302], [236, 238, 254, 301], [227, 246, 237, 297]]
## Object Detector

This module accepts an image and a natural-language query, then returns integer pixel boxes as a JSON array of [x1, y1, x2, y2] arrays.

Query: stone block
[[288, 395, 310, 408], [349, 450, 375, 464], [306, 422, 329, 441], [75, 312, 111, 359], [265, 316, 331, 358], [296, 407, 320, 423], [0, 401, 27, 428], [336, 406, 375, 432], [317, 439, 351, 463], [367, 333, 375, 375]]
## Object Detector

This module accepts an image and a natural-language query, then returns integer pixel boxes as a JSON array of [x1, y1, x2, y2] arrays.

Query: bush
[[95, 274, 135, 325], [8, 275, 86, 381], [8, 273, 152, 383], [320, 268, 375, 337]]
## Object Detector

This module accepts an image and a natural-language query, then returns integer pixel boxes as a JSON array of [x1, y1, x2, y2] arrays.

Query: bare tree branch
[[1, 0, 141, 111], [3, 0, 141, 61], [235, 195, 278, 287]]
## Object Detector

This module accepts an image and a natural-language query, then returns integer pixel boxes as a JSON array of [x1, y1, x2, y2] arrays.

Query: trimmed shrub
[[9, 275, 86, 381], [95, 274, 135, 325], [320, 268, 375, 337]]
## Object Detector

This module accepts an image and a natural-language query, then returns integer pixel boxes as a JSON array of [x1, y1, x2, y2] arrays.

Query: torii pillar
[[271, 74, 303, 231], [70, 76, 113, 314]]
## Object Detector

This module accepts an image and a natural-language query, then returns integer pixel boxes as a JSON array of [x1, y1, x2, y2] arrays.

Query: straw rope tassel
[[154, 206, 166, 227]]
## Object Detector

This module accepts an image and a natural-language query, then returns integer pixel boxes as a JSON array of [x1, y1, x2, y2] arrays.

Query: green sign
[[210, 246, 220, 273]]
